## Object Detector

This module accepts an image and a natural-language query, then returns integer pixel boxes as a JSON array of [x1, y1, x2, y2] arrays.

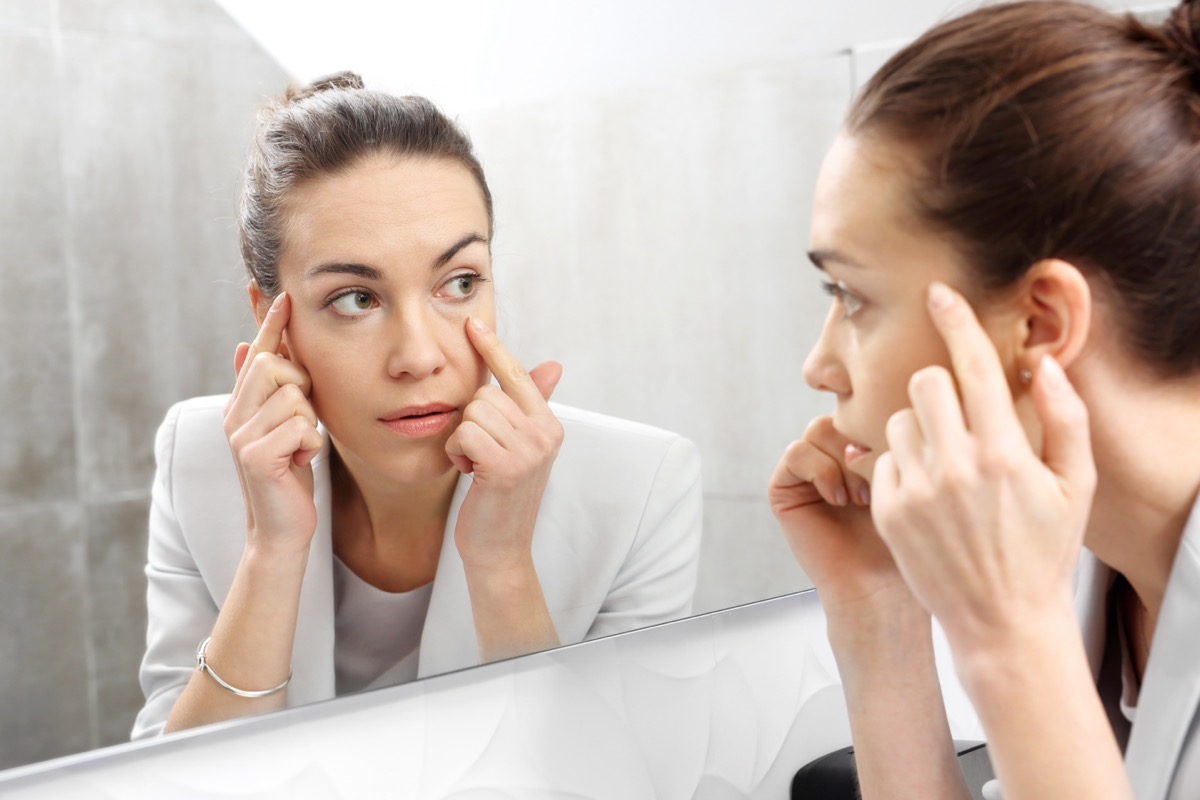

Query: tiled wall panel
[[0, 0, 289, 771], [0, 505, 92, 769]]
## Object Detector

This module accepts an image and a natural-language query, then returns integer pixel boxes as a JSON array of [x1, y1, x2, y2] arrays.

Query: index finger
[[926, 281, 1023, 441], [233, 292, 290, 397], [465, 316, 547, 415]]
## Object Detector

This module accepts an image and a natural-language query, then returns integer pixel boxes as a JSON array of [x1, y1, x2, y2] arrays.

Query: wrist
[[241, 537, 311, 578], [823, 585, 929, 651], [950, 601, 1082, 702], [463, 555, 539, 599], [826, 596, 935, 682]]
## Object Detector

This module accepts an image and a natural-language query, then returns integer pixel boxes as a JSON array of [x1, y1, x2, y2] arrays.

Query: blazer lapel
[[1125, 501, 1200, 800], [1075, 547, 1114, 682], [286, 437, 336, 707], [416, 474, 476, 679]]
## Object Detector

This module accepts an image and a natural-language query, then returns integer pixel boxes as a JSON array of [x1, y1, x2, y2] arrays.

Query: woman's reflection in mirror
[[134, 72, 702, 737]]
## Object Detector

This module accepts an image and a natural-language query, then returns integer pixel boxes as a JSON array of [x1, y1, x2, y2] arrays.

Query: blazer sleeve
[[131, 401, 221, 740], [586, 434, 703, 639]]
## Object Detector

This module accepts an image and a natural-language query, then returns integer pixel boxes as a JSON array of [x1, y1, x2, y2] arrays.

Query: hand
[[446, 317, 564, 572], [768, 417, 911, 618], [870, 282, 1096, 652], [223, 293, 323, 556]]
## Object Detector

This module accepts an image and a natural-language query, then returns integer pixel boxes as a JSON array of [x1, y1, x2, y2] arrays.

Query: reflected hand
[[871, 282, 1096, 652], [223, 293, 322, 557], [769, 417, 912, 617], [446, 317, 564, 573]]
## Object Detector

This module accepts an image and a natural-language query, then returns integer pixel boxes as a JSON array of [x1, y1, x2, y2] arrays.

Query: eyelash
[[821, 279, 863, 318], [319, 272, 490, 318]]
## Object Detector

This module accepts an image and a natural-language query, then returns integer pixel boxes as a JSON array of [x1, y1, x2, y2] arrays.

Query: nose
[[802, 306, 850, 395], [385, 304, 447, 381]]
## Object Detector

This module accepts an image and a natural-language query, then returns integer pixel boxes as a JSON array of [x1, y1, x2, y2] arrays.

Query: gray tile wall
[[0, 0, 288, 770]]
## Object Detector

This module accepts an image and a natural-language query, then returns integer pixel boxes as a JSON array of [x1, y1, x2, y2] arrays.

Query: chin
[[379, 448, 458, 486], [336, 431, 459, 487]]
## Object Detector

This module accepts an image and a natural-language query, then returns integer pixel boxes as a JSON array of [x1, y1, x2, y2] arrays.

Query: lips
[[380, 403, 456, 421], [379, 403, 458, 438], [843, 441, 873, 467], [833, 421, 873, 467]]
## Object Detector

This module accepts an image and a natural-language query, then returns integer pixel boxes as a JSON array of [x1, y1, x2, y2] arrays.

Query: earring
[[1019, 368, 1033, 385]]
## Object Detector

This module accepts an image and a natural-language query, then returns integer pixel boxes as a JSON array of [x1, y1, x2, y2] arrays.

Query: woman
[[770, 2, 1200, 798], [134, 73, 702, 738]]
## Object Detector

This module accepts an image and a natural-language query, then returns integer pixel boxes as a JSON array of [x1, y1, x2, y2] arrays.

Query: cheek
[[857, 329, 949, 441]]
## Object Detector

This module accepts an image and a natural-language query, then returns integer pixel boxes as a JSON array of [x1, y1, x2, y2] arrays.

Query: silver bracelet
[[195, 636, 292, 698]]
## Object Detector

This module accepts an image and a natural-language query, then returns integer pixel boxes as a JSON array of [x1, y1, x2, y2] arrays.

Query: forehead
[[278, 155, 490, 267], [811, 132, 923, 253], [810, 132, 968, 284]]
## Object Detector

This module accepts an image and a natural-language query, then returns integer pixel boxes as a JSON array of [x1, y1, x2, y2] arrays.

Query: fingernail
[[928, 281, 955, 312], [858, 484, 871, 506], [834, 486, 848, 507], [270, 292, 286, 310], [469, 316, 489, 333], [1039, 354, 1067, 392]]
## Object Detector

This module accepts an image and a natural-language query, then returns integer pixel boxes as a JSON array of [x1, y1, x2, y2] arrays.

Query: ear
[[1013, 258, 1092, 373], [247, 281, 270, 327], [246, 281, 294, 360]]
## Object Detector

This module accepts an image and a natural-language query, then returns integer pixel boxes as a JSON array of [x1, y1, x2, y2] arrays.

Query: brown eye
[[438, 272, 486, 299], [330, 290, 377, 316]]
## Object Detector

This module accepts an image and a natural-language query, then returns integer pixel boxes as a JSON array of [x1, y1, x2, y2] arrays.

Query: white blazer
[[1075, 495, 1200, 800], [133, 395, 702, 739], [986, 497, 1200, 800]]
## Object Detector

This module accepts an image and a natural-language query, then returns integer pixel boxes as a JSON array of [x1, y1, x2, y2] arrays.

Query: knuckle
[[479, 384, 505, 402], [934, 460, 971, 492], [978, 446, 1019, 478], [783, 438, 811, 465], [280, 382, 305, 405], [803, 416, 834, 439], [777, 438, 816, 470], [507, 363, 530, 383], [908, 365, 948, 397], [462, 398, 486, 421]]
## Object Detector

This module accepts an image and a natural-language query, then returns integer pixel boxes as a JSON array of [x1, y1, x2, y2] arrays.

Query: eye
[[327, 289, 377, 317], [821, 279, 863, 319], [438, 271, 488, 300]]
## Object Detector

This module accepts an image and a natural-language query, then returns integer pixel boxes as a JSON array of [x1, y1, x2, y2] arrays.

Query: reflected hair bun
[[284, 70, 365, 104]]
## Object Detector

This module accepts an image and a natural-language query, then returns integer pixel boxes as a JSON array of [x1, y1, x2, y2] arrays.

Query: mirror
[[1, 0, 1162, 776]]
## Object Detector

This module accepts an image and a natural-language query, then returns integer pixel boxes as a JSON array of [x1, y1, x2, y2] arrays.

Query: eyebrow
[[806, 249, 870, 271], [304, 232, 489, 280]]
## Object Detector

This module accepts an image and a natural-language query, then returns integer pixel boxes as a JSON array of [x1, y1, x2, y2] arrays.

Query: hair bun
[[1162, 0, 1200, 74], [284, 71, 365, 104]]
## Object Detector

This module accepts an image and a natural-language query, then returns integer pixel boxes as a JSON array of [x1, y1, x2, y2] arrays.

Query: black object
[[791, 745, 859, 800], [791, 741, 990, 799]]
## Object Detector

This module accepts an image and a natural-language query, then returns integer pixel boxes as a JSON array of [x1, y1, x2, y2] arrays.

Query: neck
[[328, 442, 460, 591], [1074, 353, 1200, 629]]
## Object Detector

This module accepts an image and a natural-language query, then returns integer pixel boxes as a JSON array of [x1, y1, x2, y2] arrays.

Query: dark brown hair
[[848, 0, 1200, 376], [239, 71, 494, 297]]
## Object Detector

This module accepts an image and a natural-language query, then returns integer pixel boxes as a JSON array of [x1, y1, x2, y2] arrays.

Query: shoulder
[[158, 393, 231, 454], [550, 402, 693, 450], [152, 394, 235, 494], [547, 402, 700, 489]]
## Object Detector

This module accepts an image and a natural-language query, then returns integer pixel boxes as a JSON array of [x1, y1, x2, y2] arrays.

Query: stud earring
[[1019, 368, 1033, 385]]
